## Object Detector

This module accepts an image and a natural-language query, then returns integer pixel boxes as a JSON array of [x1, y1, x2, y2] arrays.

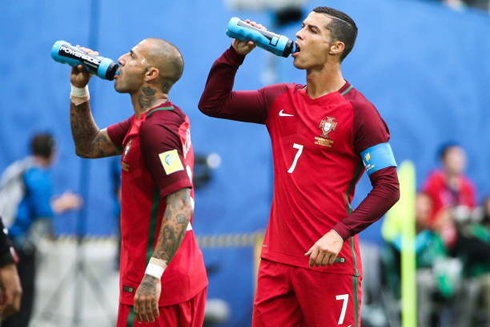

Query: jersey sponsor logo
[[159, 149, 184, 175], [279, 109, 294, 117], [315, 116, 337, 147]]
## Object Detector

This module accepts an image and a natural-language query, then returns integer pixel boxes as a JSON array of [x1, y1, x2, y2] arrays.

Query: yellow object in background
[[384, 161, 417, 327]]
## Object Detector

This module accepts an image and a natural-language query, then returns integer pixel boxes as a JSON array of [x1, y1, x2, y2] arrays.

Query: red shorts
[[116, 287, 207, 327], [253, 259, 362, 327]]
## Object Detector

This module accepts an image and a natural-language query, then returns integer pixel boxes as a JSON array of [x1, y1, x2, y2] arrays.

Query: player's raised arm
[[69, 47, 121, 159], [198, 20, 270, 124]]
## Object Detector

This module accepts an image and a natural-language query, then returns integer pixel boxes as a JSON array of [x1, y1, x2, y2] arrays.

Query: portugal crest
[[319, 117, 337, 138], [315, 117, 337, 147]]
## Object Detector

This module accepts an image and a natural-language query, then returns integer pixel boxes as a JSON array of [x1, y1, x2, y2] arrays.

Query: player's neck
[[131, 85, 169, 118], [305, 64, 345, 99]]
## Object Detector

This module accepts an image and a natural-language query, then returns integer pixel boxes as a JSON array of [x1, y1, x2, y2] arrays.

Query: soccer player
[[199, 7, 400, 327], [68, 38, 207, 327]]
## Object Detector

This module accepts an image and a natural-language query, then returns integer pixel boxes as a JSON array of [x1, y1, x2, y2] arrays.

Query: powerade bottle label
[[57, 43, 103, 72], [51, 41, 119, 80]]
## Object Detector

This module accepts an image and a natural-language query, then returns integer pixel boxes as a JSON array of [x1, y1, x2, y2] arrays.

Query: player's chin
[[292, 59, 307, 70], [114, 82, 126, 93]]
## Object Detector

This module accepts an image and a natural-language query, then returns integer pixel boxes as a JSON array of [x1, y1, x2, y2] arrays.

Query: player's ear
[[144, 67, 160, 82], [328, 41, 345, 56]]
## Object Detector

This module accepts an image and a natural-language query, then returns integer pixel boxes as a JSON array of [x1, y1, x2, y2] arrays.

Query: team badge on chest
[[315, 117, 337, 147]]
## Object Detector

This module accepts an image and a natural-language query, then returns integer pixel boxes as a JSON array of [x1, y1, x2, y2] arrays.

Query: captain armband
[[144, 257, 168, 279], [360, 142, 397, 176]]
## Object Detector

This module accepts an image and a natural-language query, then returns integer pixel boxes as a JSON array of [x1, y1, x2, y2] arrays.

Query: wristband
[[70, 84, 90, 105], [144, 257, 168, 279], [70, 84, 89, 97]]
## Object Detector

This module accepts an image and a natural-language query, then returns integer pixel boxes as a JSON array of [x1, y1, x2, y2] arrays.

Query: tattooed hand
[[134, 275, 161, 323]]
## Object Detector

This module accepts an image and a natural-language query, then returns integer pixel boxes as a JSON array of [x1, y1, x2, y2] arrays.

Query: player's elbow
[[75, 148, 89, 158], [75, 147, 98, 159], [386, 178, 400, 208], [166, 188, 194, 222], [198, 98, 222, 118], [181, 201, 194, 221], [390, 186, 400, 207]]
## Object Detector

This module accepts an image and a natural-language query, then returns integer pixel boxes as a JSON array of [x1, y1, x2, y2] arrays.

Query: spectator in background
[[451, 196, 490, 326], [1, 133, 82, 327], [0, 216, 22, 320], [422, 143, 477, 248]]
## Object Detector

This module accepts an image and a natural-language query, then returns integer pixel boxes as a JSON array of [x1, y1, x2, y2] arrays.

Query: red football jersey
[[261, 83, 390, 276], [198, 48, 395, 277], [108, 103, 207, 306]]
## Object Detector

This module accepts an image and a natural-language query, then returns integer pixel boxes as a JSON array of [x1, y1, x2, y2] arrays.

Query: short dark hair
[[313, 6, 358, 61], [438, 141, 461, 161], [30, 133, 56, 159]]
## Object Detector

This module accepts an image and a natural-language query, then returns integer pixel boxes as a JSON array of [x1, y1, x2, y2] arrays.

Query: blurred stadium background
[[0, 0, 489, 326]]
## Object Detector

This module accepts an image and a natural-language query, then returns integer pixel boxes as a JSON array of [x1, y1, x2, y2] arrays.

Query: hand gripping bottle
[[51, 41, 119, 80], [226, 17, 296, 57]]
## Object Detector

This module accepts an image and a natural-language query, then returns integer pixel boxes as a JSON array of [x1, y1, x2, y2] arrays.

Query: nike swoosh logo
[[279, 109, 294, 117]]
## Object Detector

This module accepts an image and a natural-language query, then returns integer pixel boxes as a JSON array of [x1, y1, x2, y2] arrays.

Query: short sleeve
[[139, 113, 192, 199], [107, 117, 132, 148], [352, 98, 390, 154]]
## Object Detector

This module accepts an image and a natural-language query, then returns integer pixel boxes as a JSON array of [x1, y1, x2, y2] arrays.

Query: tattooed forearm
[[70, 102, 121, 158], [152, 188, 192, 263], [138, 86, 157, 110]]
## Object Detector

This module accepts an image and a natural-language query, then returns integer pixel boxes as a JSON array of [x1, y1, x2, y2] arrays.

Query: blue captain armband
[[360, 143, 397, 176]]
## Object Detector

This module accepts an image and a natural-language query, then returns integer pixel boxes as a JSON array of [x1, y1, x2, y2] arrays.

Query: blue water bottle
[[226, 17, 296, 57], [51, 41, 119, 80]]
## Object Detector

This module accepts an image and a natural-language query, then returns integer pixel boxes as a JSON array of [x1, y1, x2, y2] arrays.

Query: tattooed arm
[[152, 187, 192, 261], [133, 188, 192, 323], [70, 102, 121, 158], [69, 48, 121, 159]]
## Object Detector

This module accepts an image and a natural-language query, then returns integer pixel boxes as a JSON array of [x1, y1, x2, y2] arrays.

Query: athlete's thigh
[[116, 303, 135, 327], [117, 303, 172, 327], [253, 259, 303, 327], [293, 270, 362, 327]]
